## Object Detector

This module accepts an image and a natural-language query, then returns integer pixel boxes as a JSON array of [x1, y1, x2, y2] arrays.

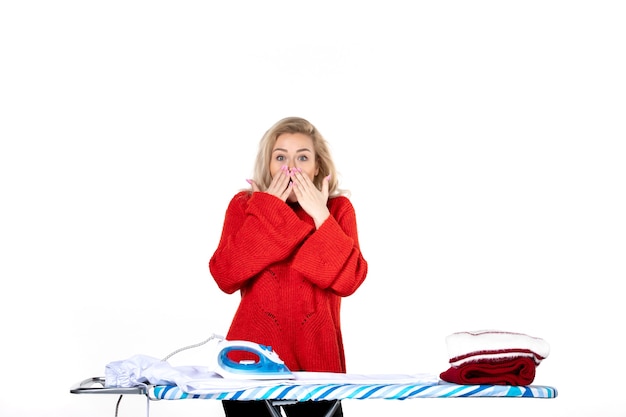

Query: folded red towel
[[439, 330, 550, 386], [440, 356, 537, 385]]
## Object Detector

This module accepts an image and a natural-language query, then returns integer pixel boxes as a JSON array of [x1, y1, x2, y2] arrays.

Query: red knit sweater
[[209, 191, 368, 373]]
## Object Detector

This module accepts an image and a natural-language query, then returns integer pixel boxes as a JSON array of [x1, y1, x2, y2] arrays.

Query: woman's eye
[[276, 155, 285, 161], [297, 155, 308, 161]]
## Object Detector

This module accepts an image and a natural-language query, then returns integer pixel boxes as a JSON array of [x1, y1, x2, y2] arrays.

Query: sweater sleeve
[[209, 191, 315, 294], [292, 196, 368, 296]]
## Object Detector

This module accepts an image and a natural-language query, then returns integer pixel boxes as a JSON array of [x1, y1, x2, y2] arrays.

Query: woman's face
[[270, 132, 319, 201]]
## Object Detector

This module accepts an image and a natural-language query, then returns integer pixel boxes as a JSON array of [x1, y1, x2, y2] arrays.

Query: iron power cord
[[113, 333, 224, 417]]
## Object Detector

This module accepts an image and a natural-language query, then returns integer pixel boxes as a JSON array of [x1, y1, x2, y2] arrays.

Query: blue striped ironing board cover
[[151, 382, 557, 401]]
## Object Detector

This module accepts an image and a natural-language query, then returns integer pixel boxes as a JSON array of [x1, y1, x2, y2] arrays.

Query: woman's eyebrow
[[272, 148, 312, 153]]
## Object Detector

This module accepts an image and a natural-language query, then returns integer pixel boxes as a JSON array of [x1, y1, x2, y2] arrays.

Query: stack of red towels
[[439, 330, 550, 386]]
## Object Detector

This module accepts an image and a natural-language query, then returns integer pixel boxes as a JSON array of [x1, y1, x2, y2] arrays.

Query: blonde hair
[[252, 117, 347, 197]]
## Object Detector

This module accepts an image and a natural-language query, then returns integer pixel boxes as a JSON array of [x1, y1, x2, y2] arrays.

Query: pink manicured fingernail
[[246, 179, 253, 184], [325, 174, 331, 180]]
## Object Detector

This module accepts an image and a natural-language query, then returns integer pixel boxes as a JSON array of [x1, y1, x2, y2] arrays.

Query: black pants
[[222, 399, 343, 417]]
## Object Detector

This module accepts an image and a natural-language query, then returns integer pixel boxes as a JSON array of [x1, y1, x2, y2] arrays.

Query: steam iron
[[214, 339, 295, 380]]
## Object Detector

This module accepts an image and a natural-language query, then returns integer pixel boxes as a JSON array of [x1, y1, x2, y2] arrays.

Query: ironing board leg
[[263, 399, 341, 417], [145, 395, 150, 417], [323, 400, 341, 417], [264, 400, 286, 417]]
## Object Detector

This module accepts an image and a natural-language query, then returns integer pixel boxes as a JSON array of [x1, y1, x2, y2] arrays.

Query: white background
[[1, 1, 625, 416]]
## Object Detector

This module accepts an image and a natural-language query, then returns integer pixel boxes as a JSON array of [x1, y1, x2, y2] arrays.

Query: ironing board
[[71, 376, 558, 417]]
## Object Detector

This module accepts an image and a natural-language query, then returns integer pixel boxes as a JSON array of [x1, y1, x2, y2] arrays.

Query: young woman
[[209, 116, 368, 416]]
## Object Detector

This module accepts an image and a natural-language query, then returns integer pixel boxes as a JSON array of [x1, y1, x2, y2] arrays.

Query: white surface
[[1, 1, 624, 416]]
